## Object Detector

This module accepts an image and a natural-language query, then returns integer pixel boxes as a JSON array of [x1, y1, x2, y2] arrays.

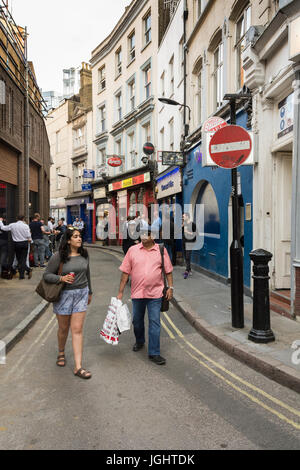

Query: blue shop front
[[183, 110, 253, 288], [65, 194, 93, 243]]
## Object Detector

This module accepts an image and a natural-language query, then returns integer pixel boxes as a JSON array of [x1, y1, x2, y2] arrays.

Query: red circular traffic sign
[[108, 157, 122, 167], [209, 125, 252, 169]]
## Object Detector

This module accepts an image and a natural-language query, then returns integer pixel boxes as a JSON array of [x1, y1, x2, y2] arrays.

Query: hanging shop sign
[[108, 172, 150, 192], [108, 157, 123, 167], [93, 187, 106, 200], [162, 152, 184, 166], [278, 93, 294, 139], [86, 203, 94, 210], [157, 168, 181, 199]]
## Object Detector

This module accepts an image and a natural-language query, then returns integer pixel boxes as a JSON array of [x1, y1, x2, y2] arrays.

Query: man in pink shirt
[[118, 229, 173, 365]]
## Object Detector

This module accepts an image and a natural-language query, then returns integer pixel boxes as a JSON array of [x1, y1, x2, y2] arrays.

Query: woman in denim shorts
[[44, 227, 93, 379]]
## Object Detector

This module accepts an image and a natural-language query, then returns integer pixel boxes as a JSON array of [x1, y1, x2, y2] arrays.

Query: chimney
[[79, 62, 92, 109]]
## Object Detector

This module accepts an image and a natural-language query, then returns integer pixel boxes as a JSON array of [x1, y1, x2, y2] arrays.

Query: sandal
[[56, 352, 66, 367], [74, 368, 92, 380]]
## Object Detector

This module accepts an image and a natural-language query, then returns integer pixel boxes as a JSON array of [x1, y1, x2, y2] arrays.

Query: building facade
[[0, 6, 50, 223]]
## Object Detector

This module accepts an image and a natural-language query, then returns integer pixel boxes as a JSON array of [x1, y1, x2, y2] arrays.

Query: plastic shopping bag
[[117, 303, 132, 333], [100, 297, 122, 345]]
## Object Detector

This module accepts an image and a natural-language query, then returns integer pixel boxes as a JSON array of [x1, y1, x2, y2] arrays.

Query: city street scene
[[0, 0, 300, 455]]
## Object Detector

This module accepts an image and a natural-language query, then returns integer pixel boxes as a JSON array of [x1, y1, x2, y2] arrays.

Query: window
[[74, 162, 86, 192], [195, 70, 202, 126], [115, 48, 122, 77], [160, 127, 165, 151], [73, 127, 85, 149], [115, 92, 122, 122], [169, 119, 174, 151], [236, 4, 251, 89], [142, 121, 151, 144], [98, 105, 106, 133], [128, 31, 135, 63], [144, 11, 151, 45], [128, 79, 135, 111], [195, 0, 202, 19], [160, 72, 165, 97], [56, 167, 61, 190], [213, 42, 224, 109], [56, 131, 61, 154], [144, 65, 151, 100], [8, 88, 13, 130], [97, 147, 106, 168], [179, 38, 184, 81], [98, 66, 106, 93], [115, 139, 123, 172], [169, 56, 174, 97], [128, 132, 136, 169]]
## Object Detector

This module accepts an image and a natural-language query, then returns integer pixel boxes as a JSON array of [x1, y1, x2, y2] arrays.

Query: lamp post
[[158, 97, 191, 139]]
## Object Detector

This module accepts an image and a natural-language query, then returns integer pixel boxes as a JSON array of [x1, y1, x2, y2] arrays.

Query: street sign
[[143, 142, 155, 155], [209, 125, 252, 169], [108, 157, 122, 167], [83, 169, 95, 179], [162, 151, 184, 166], [203, 116, 227, 133], [82, 183, 92, 191], [86, 203, 94, 210]]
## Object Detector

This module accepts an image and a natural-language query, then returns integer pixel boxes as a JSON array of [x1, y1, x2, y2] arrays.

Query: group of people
[[0, 213, 84, 280]]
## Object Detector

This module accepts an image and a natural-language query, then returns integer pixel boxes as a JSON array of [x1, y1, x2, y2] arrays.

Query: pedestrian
[[43, 227, 93, 379], [117, 228, 174, 365], [41, 218, 52, 260], [0, 217, 9, 277], [122, 219, 140, 255], [0, 215, 32, 280], [162, 212, 176, 265], [29, 213, 46, 268], [54, 219, 67, 247], [73, 217, 81, 229], [182, 213, 197, 279]]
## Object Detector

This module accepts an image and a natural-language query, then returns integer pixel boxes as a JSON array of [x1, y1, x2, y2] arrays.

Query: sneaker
[[183, 271, 189, 279], [149, 355, 166, 366], [133, 343, 144, 352], [188, 271, 192, 277]]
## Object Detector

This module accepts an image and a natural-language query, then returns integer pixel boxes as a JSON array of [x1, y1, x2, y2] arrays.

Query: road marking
[[161, 312, 300, 429], [3, 313, 56, 383]]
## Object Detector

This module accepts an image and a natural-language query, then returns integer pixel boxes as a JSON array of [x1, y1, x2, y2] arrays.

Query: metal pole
[[24, 26, 30, 222], [229, 99, 244, 328]]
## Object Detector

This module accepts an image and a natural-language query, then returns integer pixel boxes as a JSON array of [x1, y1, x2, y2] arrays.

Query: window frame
[[98, 65, 106, 93], [128, 30, 136, 63], [144, 11, 151, 46], [115, 47, 122, 77], [235, 4, 251, 90], [213, 42, 224, 110]]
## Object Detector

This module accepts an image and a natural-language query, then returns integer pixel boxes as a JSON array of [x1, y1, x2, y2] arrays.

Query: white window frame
[[128, 31, 136, 63], [213, 42, 224, 110], [144, 11, 151, 46], [98, 105, 106, 133], [169, 56, 174, 97], [115, 48, 122, 77], [115, 91, 122, 122], [236, 4, 251, 90], [144, 65, 151, 100], [169, 118, 174, 151], [128, 79, 135, 112], [98, 66, 106, 93], [160, 71, 165, 97]]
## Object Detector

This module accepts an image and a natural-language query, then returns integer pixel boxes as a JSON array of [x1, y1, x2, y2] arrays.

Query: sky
[[10, 0, 131, 93]]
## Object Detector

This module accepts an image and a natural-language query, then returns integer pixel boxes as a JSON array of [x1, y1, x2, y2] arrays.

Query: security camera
[[141, 156, 149, 165]]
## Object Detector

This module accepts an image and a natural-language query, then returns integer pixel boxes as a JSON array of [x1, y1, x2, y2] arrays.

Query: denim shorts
[[53, 286, 89, 315]]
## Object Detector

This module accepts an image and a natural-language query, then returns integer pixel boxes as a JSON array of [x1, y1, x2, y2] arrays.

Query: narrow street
[[0, 249, 299, 450]]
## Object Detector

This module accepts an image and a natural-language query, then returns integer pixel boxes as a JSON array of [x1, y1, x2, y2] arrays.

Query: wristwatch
[[168, 287, 174, 290]]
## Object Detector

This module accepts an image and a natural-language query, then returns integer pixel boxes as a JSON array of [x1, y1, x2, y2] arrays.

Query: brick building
[[0, 5, 50, 223]]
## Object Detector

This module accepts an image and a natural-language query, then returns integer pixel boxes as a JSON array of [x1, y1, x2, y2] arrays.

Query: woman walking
[[44, 227, 93, 379]]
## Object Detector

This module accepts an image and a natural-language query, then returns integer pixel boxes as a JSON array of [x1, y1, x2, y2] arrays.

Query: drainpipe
[[24, 26, 30, 222], [183, 0, 188, 138]]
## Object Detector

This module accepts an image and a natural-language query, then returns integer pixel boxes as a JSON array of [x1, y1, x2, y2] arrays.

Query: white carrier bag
[[100, 298, 132, 345]]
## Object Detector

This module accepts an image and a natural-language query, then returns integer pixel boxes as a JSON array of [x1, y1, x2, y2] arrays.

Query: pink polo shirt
[[119, 243, 173, 299]]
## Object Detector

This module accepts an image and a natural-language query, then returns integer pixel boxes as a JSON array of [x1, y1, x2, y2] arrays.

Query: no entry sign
[[209, 125, 252, 169]]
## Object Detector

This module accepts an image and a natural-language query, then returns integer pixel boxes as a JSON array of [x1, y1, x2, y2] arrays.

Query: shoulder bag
[[36, 262, 64, 303], [159, 244, 169, 312]]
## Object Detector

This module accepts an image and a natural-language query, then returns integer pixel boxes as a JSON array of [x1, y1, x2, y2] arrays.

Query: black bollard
[[248, 249, 275, 343]]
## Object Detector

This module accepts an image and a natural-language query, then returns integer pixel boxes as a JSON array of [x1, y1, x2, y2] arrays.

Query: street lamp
[[158, 97, 191, 136]]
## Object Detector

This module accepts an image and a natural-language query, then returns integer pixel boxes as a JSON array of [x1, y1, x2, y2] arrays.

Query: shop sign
[[86, 203, 94, 210], [162, 152, 184, 166], [82, 183, 92, 191], [108, 157, 123, 167], [108, 172, 150, 192], [278, 93, 293, 139], [93, 187, 106, 199], [157, 168, 181, 199], [83, 169, 95, 179]]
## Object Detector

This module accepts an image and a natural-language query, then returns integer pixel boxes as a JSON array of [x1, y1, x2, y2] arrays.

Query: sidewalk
[[87, 244, 300, 393], [0, 268, 48, 352]]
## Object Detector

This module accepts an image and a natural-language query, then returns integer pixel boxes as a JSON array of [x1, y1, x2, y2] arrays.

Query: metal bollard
[[248, 249, 275, 343]]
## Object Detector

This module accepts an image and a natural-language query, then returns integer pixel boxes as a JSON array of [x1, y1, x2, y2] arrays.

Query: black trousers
[[182, 243, 192, 272], [14, 241, 28, 278]]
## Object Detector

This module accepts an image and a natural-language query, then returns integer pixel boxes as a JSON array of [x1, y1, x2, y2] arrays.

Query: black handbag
[[35, 262, 64, 303], [159, 244, 169, 312]]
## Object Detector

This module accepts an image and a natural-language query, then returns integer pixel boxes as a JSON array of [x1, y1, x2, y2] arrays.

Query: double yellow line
[[161, 311, 300, 431]]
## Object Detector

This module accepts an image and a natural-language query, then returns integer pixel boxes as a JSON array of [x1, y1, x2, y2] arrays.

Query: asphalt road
[[0, 249, 299, 450]]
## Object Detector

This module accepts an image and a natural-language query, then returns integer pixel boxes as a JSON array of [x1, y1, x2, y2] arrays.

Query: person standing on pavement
[[0, 215, 32, 280], [182, 213, 197, 279], [0, 217, 9, 276], [41, 218, 52, 261], [29, 213, 46, 268], [54, 219, 67, 248], [44, 227, 93, 379], [117, 229, 173, 365]]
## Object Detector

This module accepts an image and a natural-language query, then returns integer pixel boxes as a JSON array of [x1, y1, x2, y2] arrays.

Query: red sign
[[203, 117, 227, 133], [209, 125, 252, 169], [108, 157, 122, 167]]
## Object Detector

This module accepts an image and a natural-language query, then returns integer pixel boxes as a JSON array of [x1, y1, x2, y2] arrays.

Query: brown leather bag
[[159, 244, 169, 312], [35, 262, 64, 303]]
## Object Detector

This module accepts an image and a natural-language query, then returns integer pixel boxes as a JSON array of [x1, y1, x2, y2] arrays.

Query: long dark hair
[[59, 227, 88, 263]]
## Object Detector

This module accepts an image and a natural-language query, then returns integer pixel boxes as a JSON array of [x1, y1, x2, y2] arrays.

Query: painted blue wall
[[183, 110, 253, 287]]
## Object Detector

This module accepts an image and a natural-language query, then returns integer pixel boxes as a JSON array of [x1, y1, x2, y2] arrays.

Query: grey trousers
[[33, 239, 45, 266]]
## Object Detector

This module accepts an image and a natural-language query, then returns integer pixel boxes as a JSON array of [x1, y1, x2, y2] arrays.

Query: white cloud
[[10, 0, 131, 92]]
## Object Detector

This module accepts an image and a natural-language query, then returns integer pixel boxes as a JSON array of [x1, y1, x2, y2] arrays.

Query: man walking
[[29, 213, 46, 268], [117, 229, 173, 365], [0, 215, 31, 280], [182, 213, 197, 279]]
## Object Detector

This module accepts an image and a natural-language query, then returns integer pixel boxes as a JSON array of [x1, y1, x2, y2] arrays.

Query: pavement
[[1, 243, 300, 393]]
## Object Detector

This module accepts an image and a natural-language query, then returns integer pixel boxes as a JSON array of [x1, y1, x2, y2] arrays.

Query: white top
[[0, 220, 31, 242], [48, 221, 54, 232]]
